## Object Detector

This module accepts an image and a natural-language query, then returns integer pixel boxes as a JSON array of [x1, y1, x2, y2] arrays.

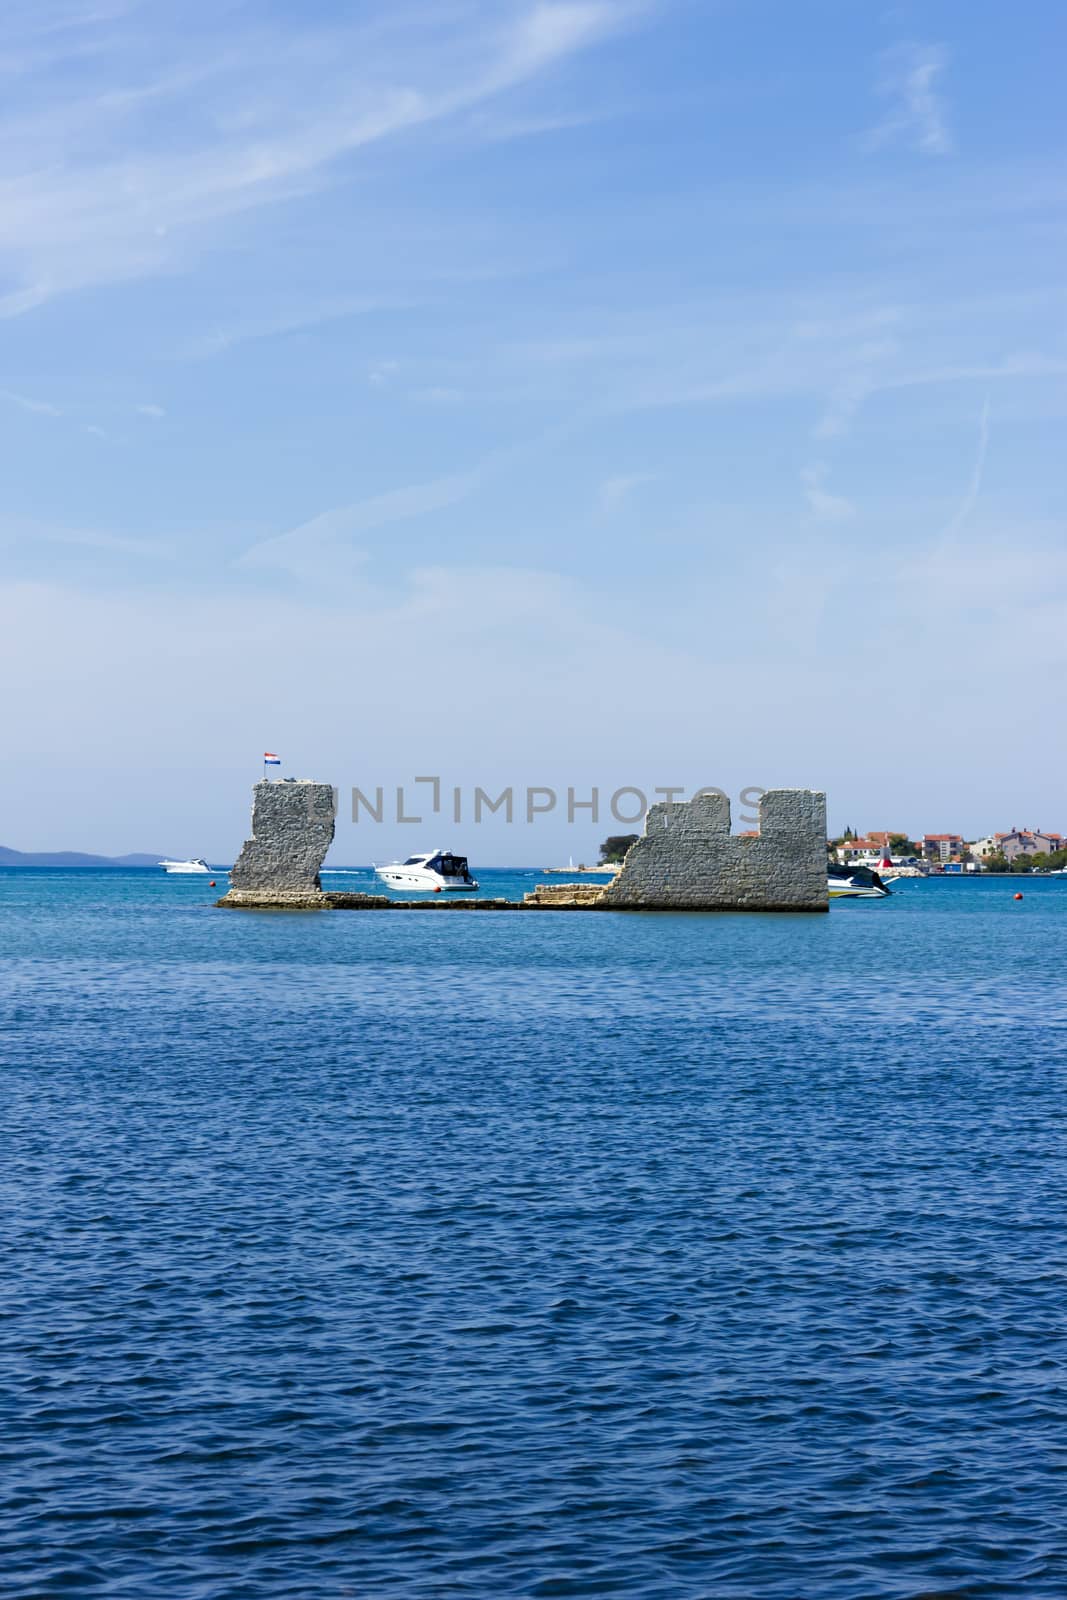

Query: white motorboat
[[159, 858, 211, 875], [374, 850, 479, 892], [828, 864, 891, 899]]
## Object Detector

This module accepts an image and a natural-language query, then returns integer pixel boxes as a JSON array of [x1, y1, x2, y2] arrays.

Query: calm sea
[[2, 869, 1066, 1597]]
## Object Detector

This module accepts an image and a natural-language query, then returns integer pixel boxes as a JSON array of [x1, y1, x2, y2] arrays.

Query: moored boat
[[828, 864, 891, 899], [159, 858, 211, 874], [374, 850, 479, 892]]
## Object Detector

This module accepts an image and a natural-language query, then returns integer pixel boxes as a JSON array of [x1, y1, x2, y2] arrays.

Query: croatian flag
[[264, 752, 281, 765]]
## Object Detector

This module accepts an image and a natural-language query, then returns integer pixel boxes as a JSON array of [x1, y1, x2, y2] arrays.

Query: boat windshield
[[830, 864, 883, 886], [402, 856, 427, 866]]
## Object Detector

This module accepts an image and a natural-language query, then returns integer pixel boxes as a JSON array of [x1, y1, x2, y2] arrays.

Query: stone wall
[[219, 780, 336, 907], [216, 781, 827, 914], [599, 789, 827, 911]]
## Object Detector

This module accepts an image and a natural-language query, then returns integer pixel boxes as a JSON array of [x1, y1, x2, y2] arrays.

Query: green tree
[[888, 833, 914, 855], [599, 834, 639, 864]]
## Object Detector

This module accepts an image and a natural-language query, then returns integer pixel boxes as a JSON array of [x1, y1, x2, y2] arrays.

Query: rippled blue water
[[2, 869, 1066, 1598]]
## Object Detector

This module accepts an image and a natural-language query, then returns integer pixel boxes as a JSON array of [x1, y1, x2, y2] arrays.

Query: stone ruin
[[526, 790, 826, 911], [604, 788, 826, 911], [218, 780, 827, 913], [220, 780, 336, 908]]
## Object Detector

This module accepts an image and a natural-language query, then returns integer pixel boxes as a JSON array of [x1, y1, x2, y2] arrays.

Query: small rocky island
[[218, 781, 828, 912]]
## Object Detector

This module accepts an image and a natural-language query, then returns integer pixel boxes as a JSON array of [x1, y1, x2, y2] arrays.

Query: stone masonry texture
[[218, 782, 826, 912], [599, 789, 828, 911], [221, 781, 336, 906]]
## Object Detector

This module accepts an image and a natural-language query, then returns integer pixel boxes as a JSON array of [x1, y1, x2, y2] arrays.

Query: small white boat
[[828, 865, 891, 899], [159, 858, 211, 875], [374, 850, 479, 892]]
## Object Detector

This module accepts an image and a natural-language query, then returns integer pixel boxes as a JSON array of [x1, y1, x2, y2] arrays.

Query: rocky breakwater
[[218, 780, 336, 908], [523, 882, 615, 908]]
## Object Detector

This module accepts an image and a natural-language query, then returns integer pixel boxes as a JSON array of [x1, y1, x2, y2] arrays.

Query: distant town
[[827, 827, 1067, 874]]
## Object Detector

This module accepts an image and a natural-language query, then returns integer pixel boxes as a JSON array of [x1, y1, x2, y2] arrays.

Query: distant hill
[[0, 846, 166, 868]]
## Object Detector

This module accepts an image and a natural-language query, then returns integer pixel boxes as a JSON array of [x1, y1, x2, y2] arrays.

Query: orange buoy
[[434, 885, 442, 893], [1014, 892, 1023, 900], [209, 880, 217, 887]]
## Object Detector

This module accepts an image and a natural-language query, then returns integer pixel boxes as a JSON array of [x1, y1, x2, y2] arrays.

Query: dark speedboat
[[828, 863, 891, 899]]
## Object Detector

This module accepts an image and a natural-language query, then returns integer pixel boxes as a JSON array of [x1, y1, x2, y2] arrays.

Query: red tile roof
[[995, 829, 1063, 843]]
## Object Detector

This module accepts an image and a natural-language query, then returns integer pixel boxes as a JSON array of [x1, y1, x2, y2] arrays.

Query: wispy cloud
[[464, 105, 613, 144], [883, 354, 1067, 392], [801, 462, 855, 522], [864, 44, 951, 157], [808, 325, 900, 439], [413, 386, 465, 406], [368, 360, 401, 388], [0, 514, 174, 559], [506, 285, 1067, 442], [0, 1, 644, 316], [0, 387, 63, 417], [940, 396, 991, 539], [237, 471, 480, 581], [182, 296, 414, 361], [487, 2, 634, 84], [599, 472, 656, 511]]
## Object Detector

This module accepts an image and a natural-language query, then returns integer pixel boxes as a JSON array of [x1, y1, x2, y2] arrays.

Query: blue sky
[[2, 0, 1065, 862]]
